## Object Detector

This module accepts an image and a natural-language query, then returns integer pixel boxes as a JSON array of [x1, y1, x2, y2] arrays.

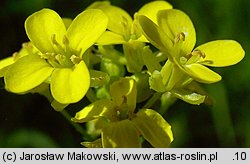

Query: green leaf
[[138, 0, 172, 24], [132, 109, 173, 148], [157, 9, 196, 55], [25, 8, 66, 53], [110, 78, 137, 113], [67, 9, 108, 57], [4, 55, 54, 93], [50, 61, 90, 104], [195, 40, 245, 67], [171, 89, 206, 105], [183, 63, 221, 84], [72, 99, 116, 123], [89, 70, 110, 87], [102, 120, 141, 148]]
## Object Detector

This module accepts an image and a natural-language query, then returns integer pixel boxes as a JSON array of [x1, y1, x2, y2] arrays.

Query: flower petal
[[157, 9, 196, 55], [184, 63, 221, 83], [138, 0, 172, 24], [195, 40, 245, 67], [4, 55, 54, 93], [0, 42, 36, 77], [0, 57, 15, 77], [72, 99, 116, 123], [132, 109, 173, 148], [0, 57, 15, 70], [96, 31, 125, 45], [110, 78, 137, 113], [88, 2, 133, 35], [25, 8, 66, 53], [136, 34, 149, 43], [139, 15, 171, 51], [50, 61, 90, 104], [102, 120, 141, 148], [66, 9, 108, 57]]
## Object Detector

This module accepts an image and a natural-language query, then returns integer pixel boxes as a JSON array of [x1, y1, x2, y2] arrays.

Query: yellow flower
[[88, 1, 172, 73], [89, 1, 172, 44], [139, 9, 245, 84], [0, 42, 35, 77], [73, 78, 173, 148], [3, 8, 108, 104]]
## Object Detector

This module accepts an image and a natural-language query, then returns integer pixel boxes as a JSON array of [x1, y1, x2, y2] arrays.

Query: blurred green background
[[0, 0, 249, 147]]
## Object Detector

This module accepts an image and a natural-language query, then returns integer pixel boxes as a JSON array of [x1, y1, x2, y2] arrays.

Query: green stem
[[158, 92, 177, 115], [142, 92, 162, 109], [60, 110, 87, 137]]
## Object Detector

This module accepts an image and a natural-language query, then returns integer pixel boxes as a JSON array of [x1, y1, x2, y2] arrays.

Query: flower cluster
[[0, 1, 244, 147]]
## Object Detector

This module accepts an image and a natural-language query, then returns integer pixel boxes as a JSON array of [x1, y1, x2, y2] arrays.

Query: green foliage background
[[0, 0, 249, 147]]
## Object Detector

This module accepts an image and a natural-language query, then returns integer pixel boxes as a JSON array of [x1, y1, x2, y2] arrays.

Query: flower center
[[180, 49, 206, 65], [41, 34, 82, 68]]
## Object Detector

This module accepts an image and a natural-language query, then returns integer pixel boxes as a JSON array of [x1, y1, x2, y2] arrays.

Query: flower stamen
[[174, 32, 185, 44], [191, 49, 206, 58], [51, 34, 65, 55], [181, 50, 206, 65], [70, 55, 82, 64], [55, 54, 66, 65]]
